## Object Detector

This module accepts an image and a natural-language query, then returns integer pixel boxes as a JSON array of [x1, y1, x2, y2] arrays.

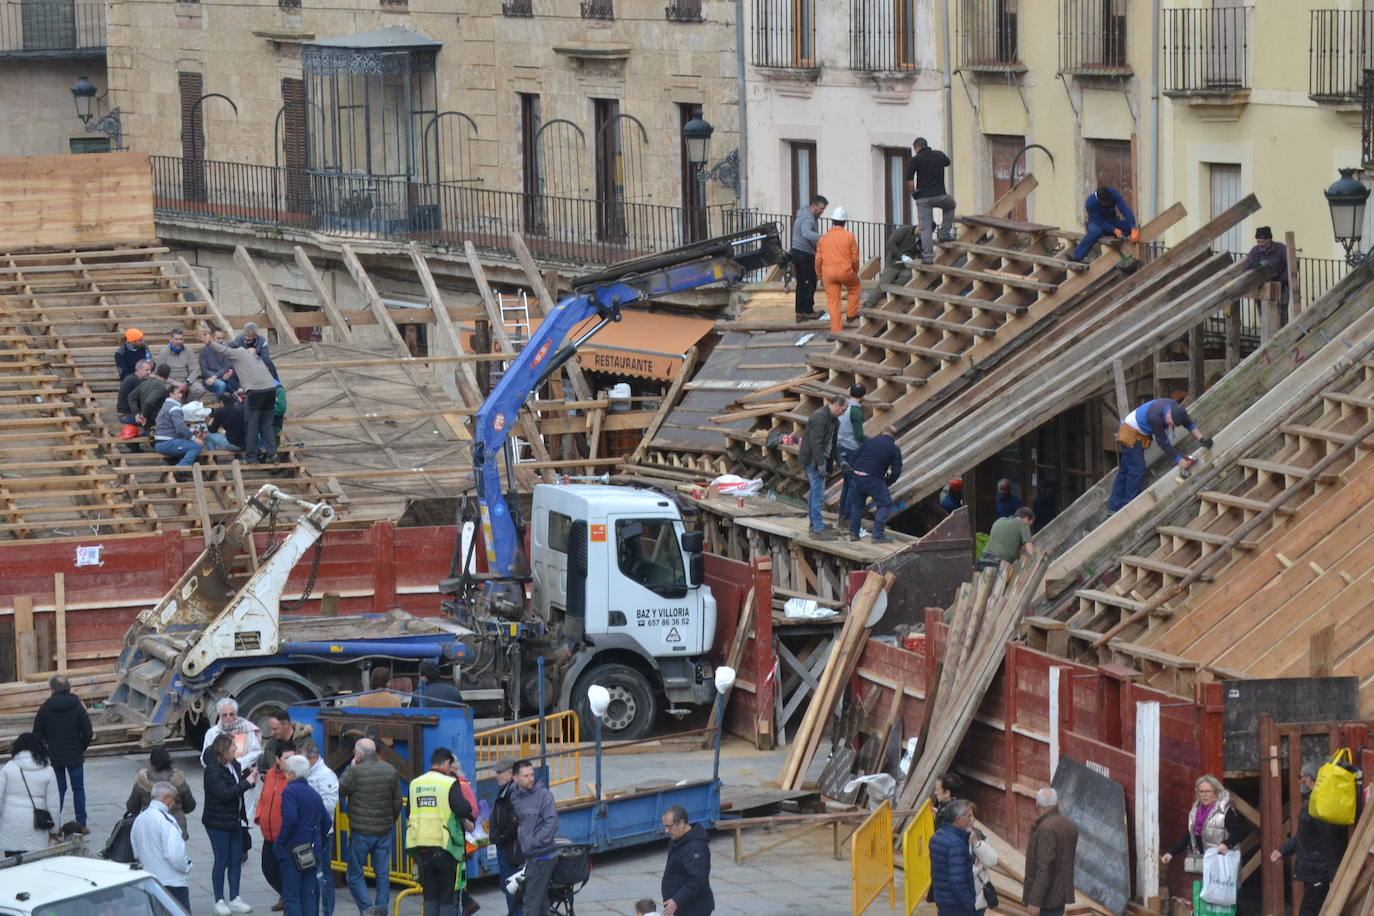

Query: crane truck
[[102, 225, 784, 744]]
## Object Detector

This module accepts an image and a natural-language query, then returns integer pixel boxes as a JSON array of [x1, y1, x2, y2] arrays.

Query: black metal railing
[[751, 0, 816, 68], [1310, 10, 1374, 100], [0, 0, 104, 53], [502, 0, 533, 16], [1363, 70, 1374, 167], [850, 0, 918, 71], [665, 1, 703, 21], [580, 0, 613, 18], [959, 0, 1019, 69], [1058, 0, 1129, 74], [1162, 6, 1251, 94], [279, 0, 301, 8]]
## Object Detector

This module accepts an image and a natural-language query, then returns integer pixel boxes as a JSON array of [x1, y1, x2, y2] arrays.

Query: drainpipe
[[940, 0, 955, 192], [736, 0, 750, 211], [1150, 0, 1161, 220]]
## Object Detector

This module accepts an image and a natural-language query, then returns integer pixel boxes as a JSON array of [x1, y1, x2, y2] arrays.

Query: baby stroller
[[508, 839, 590, 916]]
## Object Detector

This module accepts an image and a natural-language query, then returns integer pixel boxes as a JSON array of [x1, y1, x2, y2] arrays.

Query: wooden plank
[[232, 246, 297, 344], [52, 573, 66, 671], [173, 257, 234, 333], [0, 153, 155, 249], [636, 346, 697, 461], [340, 244, 410, 353], [703, 585, 755, 749], [880, 284, 1028, 315], [912, 261, 1057, 292], [1310, 625, 1335, 677], [12, 596, 35, 680], [510, 232, 594, 402], [292, 247, 353, 342], [407, 242, 484, 410], [1113, 359, 1129, 420], [863, 308, 997, 337]]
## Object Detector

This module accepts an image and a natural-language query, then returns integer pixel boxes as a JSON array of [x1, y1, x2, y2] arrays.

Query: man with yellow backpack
[[407, 748, 476, 916]]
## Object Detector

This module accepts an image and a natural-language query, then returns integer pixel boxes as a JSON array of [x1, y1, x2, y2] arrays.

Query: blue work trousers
[[849, 474, 893, 538], [1072, 217, 1132, 260], [155, 437, 201, 465], [280, 853, 320, 916], [1108, 441, 1147, 512], [806, 465, 827, 533], [52, 764, 86, 825]]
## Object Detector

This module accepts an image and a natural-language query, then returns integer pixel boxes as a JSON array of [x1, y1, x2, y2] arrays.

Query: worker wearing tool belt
[[1108, 398, 1212, 513]]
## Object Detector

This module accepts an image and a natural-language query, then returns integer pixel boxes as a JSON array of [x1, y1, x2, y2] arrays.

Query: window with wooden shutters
[[986, 134, 1027, 221], [179, 71, 206, 202], [281, 77, 311, 215]]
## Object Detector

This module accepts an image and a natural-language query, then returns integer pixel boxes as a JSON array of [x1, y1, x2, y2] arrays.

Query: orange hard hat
[[124, 328, 143, 343], [949, 478, 963, 492], [120, 423, 140, 440]]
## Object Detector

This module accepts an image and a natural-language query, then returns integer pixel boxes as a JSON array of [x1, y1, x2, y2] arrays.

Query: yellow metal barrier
[[900, 799, 936, 916], [474, 709, 581, 790], [851, 800, 895, 915], [332, 803, 420, 894]]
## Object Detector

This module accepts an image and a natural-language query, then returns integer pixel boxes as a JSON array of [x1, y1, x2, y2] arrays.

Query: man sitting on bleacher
[[153, 381, 204, 480]]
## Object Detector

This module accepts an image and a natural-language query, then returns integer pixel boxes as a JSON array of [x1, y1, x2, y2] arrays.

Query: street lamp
[[69, 75, 123, 150], [1325, 167, 1371, 265], [680, 116, 740, 196], [711, 666, 736, 783], [587, 683, 611, 801]]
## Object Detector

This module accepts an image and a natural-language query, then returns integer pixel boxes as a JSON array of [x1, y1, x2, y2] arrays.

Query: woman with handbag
[[968, 804, 1000, 915], [0, 732, 59, 855], [1161, 775, 1248, 873], [273, 755, 326, 916], [204, 733, 260, 916]]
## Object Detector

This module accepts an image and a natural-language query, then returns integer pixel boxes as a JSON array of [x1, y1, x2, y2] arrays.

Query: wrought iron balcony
[[750, 0, 816, 69], [1058, 0, 1129, 76], [850, 0, 918, 72], [0, 0, 105, 57], [1162, 5, 1251, 95], [580, 0, 613, 19], [1310, 10, 1374, 102], [502, 0, 534, 17], [958, 0, 1020, 72], [664, 1, 703, 22]]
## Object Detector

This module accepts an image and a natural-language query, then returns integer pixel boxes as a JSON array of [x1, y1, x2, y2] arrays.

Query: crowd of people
[[115, 323, 288, 477]]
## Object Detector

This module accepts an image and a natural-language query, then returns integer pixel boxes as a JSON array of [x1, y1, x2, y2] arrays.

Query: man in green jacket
[[339, 738, 403, 913], [862, 224, 922, 308]]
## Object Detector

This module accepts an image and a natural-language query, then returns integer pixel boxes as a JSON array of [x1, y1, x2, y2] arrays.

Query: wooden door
[[1208, 163, 1243, 254], [987, 134, 1027, 220]]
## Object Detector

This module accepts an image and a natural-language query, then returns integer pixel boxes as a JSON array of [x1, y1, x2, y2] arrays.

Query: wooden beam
[[291, 247, 353, 342], [463, 240, 556, 483], [407, 241, 485, 411], [13, 595, 35, 680], [1112, 359, 1129, 420], [174, 257, 234, 333], [52, 573, 66, 671], [340, 244, 410, 354], [232, 246, 297, 344], [510, 231, 594, 402], [1285, 230, 1302, 315], [1310, 625, 1335, 677]]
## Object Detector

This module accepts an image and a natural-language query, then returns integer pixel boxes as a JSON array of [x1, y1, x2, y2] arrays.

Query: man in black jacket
[[847, 425, 903, 544], [906, 137, 956, 262], [488, 759, 521, 916], [1271, 763, 1349, 915], [660, 805, 713, 916], [799, 396, 846, 538], [417, 661, 464, 707], [33, 675, 93, 830]]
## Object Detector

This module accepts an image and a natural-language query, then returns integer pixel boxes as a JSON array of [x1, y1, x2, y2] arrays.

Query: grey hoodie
[[791, 205, 822, 255], [511, 779, 559, 859]]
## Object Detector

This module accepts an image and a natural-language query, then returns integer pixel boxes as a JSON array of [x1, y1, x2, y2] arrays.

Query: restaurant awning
[[464, 309, 715, 382]]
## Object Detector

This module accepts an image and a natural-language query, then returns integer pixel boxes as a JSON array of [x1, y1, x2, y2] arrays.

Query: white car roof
[[0, 857, 152, 910]]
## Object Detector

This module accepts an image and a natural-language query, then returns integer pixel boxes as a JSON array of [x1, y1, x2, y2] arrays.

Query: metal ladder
[[494, 290, 540, 463]]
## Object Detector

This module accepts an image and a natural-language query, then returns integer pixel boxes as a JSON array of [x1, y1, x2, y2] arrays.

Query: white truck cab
[[529, 484, 717, 739], [0, 856, 184, 915]]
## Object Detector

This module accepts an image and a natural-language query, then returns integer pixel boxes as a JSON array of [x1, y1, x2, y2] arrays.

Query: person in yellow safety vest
[[407, 747, 476, 916]]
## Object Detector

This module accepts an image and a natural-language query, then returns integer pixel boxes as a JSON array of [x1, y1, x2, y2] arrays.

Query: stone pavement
[[73, 739, 921, 915]]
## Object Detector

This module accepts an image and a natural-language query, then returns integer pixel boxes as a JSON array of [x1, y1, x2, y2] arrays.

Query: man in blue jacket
[[1108, 398, 1212, 512], [275, 755, 327, 916], [1069, 186, 1137, 262], [929, 799, 978, 916], [848, 425, 902, 544]]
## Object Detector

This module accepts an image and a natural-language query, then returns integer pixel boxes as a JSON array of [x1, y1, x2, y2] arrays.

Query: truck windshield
[[33, 877, 182, 916], [615, 519, 687, 595]]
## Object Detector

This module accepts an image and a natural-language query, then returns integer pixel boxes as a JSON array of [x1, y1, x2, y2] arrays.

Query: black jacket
[[799, 406, 838, 470], [32, 691, 92, 767], [418, 680, 464, 707], [661, 823, 714, 916], [851, 434, 902, 484], [115, 343, 152, 380], [1281, 795, 1348, 883], [489, 780, 519, 860], [201, 750, 252, 831], [905, 148, 951, 199]]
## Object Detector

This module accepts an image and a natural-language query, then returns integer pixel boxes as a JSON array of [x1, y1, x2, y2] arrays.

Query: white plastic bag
[[1200, 847, 1240, 906], [783, 597, 837, 619], [843, 773, 896, 809], [709, 474, 763, 497]]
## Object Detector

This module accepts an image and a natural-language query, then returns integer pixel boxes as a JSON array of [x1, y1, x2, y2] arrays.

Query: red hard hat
[[120, 423, 140, 440]]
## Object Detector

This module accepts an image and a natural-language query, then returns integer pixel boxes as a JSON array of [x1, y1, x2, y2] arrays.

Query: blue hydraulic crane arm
[[472, 223, 786, 577]]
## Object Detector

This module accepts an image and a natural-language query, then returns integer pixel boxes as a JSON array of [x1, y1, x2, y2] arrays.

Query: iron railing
[[850, 0, 918, 72], [1161, 6, 1251, 94], [1310, 10, 1374, 100], [1058, 0, 1129, 75], [1363, 70, 1374, 168], [750, 0, 816, 68], [959, 0, 1019, 69], [665, 1, 703, 21], [502, 0, 533, 16], [580, 0, 613, 18], [0, 0, 105, 54]]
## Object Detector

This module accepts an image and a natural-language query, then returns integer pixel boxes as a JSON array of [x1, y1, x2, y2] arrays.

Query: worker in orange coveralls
[[813, 206, 862, 338]]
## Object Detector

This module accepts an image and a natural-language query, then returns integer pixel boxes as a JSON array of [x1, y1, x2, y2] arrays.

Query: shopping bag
[[1310, 748, 1358, 825], [1200, 847, 1240, 907], [1192, 879, 1237, 916]]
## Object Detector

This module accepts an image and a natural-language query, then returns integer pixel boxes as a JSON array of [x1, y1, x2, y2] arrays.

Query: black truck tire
[[573, 663, 656, 742]]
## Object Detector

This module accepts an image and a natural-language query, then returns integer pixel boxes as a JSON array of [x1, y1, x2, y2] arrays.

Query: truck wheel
[[236, 681, 314, 735], [182, 714, 210, 751], [574, 664, 656, 741]]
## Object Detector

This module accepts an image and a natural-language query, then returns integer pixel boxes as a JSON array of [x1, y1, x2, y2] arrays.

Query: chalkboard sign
[[1222, 677, 1358, 772], [1052, 756, 1130, 916]]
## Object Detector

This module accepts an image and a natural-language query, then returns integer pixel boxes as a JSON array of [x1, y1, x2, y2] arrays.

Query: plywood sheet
[[0, 153, 154, 250]]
